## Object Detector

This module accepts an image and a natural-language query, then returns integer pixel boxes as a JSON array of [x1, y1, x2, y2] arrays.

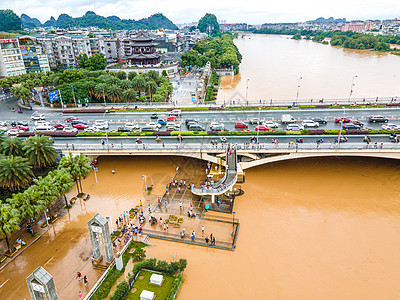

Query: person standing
[[78, 291, 83, 299], [83, 275, 88, 286], [76, 271, 82, 281], [201, 225, 205, 234]]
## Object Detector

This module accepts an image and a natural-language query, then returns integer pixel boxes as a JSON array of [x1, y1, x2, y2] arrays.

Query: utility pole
[[348, 75, 358, 103], [296, 76, 302, 104]]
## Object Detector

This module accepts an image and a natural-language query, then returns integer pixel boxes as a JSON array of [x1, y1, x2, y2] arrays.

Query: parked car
[[343, 123, 361, 130], [63, 126, 78, 132], [382, 123, 400, 130], [166, 123, 181, 131], [186, 121, 199, 128], [73, 123, 88, 130], [302, 120, 319, 127], [249, 118, 262, 125], [369, 115, 388, 123], [0, 125, 7, 131], [286, 124, 304, 131], [35, 125, 54, 132], [263, 121, 279, 128], [118, 126, 131, 132], [312, 117, 327, 124], [335, 117, 351, 123], [35, 121, 50, 127], [165, 116, 177, 122], [0, 121, 6, 127], [65, 116, 78, 122], [150, 113, 158, 119], [235, 122, 248, 129], [94, 120, 109, 129], [125, 122, 140, 130], [158, 119, 166, 125], [255, 125, 270, 131], [54, 123, 67, 130], [31, 113, 45, 120], [17, 121, 29, 126]]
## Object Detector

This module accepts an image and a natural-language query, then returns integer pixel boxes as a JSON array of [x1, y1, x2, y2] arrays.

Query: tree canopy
[[0, 10, 22, 32], [197, 13, 220, 35]]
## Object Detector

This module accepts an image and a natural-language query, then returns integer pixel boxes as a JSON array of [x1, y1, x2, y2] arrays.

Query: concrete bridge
[[57, 142, 400, 171]]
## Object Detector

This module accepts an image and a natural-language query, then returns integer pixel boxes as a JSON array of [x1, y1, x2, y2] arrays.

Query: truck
[[281, 114, 296, 123]]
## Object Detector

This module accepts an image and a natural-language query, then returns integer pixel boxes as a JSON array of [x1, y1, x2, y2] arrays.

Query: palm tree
[[0, 203, 20, 252], [0, 137, 24, 157], [47, 169, 74, 206], [23, 135, 57, 169], [59, 154, 91, 194], [10, 186, 43, 221], [0, 156, 33, 192]]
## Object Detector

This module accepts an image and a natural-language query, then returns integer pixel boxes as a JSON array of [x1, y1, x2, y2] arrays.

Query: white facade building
[[0, 38, 26, 77]]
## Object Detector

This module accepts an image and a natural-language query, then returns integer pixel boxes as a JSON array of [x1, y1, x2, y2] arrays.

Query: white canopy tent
[[140, 290, 155, 300], [150, 273, 164, 286]]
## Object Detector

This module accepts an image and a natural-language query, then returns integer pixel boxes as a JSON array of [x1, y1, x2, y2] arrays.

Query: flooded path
[[1, 156, 400, 299]]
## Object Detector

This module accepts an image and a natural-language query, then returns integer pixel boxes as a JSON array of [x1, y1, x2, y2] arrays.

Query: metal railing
[[54, 142, 400, 152]]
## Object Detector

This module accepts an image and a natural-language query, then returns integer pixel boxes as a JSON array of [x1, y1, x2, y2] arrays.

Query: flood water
[[1, 156, 400, 299], [218, 34, 400, 103]]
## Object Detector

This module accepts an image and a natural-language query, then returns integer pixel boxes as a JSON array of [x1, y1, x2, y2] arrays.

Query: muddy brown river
[[1, 156, 400, 299]]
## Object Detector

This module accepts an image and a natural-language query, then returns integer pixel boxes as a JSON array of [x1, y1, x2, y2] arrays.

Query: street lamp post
[[296, 76, 302, 104], [70, 84, 77, 107], [348, 75, 358, 103], [142, 175, 147, 192], [93, 165, 98, 184], [245, 79, 249, 106], [102, 84, 106, 107]]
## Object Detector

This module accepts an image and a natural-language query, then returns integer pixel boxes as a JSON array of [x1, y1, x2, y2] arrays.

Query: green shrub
[[110, 281, 129, 300]]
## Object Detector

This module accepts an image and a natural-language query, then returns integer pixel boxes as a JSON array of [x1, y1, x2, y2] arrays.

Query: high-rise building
[[0, 38, 26, 77], [19, 36, 50, 73]]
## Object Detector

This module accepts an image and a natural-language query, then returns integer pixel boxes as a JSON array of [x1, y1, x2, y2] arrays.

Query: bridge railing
[[54, 142, 400, 152]]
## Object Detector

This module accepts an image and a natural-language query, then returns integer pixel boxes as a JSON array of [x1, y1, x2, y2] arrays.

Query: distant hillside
[[21, 13, 42, 28], [0, 10, 22, 31], [29, 11, 178, 30], [308, 17, 346, 23]]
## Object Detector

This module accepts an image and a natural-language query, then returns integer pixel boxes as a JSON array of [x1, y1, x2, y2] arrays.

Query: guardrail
[[54, 142, 400, 151]]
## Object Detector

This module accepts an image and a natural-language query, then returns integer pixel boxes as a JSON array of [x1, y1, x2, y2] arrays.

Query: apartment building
[[19, 36, 50, 73], [0, 38, 26, 77]]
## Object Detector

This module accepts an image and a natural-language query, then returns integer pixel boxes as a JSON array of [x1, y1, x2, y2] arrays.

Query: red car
[[18, 125, 29, 131], [65, 116, 78, 122], [235, 122, 248, 129], [165, 116, 177, 122], [54, 123, 67, 130], [255, 125, 270, 131], [73, 123, 88, 129], [335, 117, 351, 123]]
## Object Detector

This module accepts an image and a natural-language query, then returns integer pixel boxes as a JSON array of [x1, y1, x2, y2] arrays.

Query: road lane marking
[[0, 278, 9, 289]]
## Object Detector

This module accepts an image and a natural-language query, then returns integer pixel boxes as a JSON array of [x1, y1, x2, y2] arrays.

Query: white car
[[0, 121, 6, 127], [382, 123, 400, 130], [249, 118, 262, 125], [94, 120, 109, 129], [287, 124, 304, 131], [31, 113, 45, 120], [146, 122, 162, 129], [302, 120, 319, 127], [125, 122, 140, 130], [84, 126, 100, 132], [263, 121, 279, 128], [35, 120, 50, 127], [63, 127, 78, 133], [7, 128, 20, 136]]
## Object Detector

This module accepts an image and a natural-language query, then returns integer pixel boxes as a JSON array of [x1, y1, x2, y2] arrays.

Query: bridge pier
[[211, 194, 215, 204]]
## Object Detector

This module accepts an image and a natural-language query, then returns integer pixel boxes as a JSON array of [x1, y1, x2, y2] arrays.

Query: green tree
[[292, 33, 301, 40], [0, 10, 22, 31], [23, 135, 57, 169], [161, 70, 168, 77], [47, 169, 74, 206], [0, 137, 24, 157], [0, 203, 20, 252], [59, 154, 91, 194], [0, 156, 33, 192], [128, 71, 137, 81], [11, 86, 32, 106], [197, 13, 220, 35], [10, 186, 43, 221]]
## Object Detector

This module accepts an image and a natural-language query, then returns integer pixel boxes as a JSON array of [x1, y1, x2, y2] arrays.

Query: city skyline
[[2, 0, 400, 25]]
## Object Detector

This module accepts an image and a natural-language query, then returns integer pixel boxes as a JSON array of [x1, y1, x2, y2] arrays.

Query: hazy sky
[[2, 0, 400, 24]]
